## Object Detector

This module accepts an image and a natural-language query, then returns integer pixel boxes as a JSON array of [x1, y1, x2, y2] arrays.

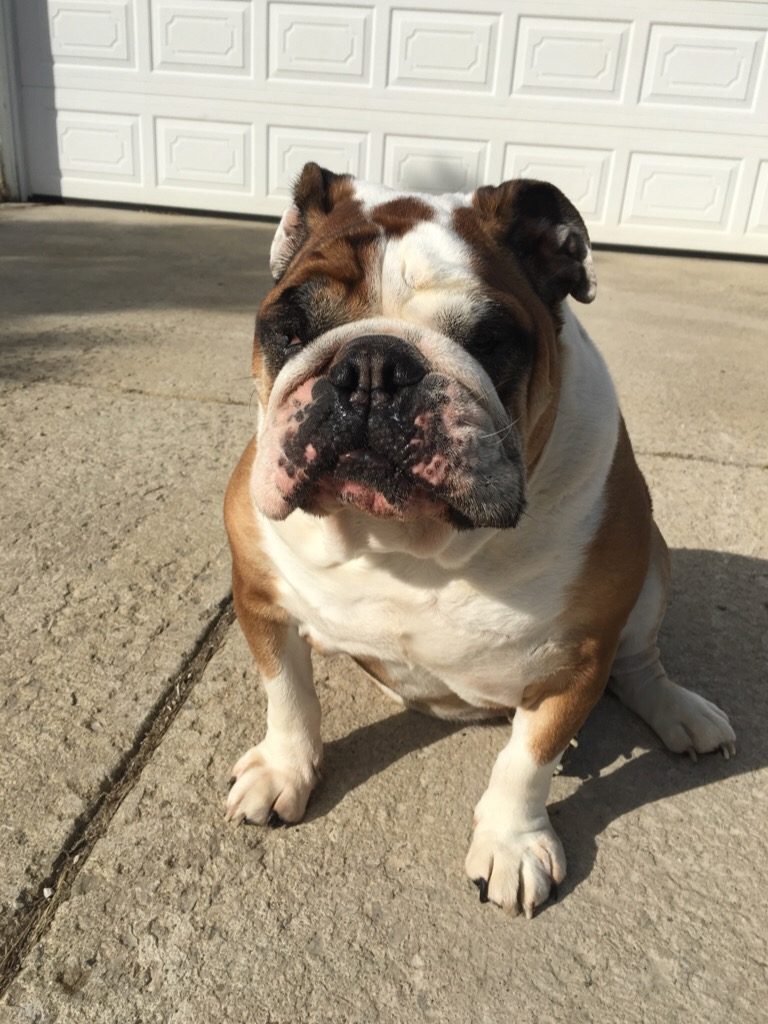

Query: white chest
[[260, 515, 578, 707]]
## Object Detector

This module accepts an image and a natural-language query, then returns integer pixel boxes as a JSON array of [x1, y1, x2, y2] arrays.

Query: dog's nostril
[[391, 357, 423, 390], [328, 358, 359, 392]]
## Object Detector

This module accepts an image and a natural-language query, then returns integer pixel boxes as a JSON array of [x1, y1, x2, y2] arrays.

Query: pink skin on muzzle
[[252, 368, 523, 527]]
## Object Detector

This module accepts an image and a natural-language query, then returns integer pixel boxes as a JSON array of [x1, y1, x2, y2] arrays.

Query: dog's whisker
[[477, 417, 520, 441]]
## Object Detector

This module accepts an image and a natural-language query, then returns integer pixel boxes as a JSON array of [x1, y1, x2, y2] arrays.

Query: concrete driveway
[[1, 203, 766, 1023]]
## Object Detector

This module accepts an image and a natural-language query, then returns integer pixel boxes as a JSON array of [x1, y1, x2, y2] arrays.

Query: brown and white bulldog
[[224, 162, 736, 918]]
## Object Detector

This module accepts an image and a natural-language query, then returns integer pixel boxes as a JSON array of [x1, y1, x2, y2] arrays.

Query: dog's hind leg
[[609, 522, 736, 759]]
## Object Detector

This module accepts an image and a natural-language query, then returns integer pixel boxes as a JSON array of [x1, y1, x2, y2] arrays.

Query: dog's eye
[[272, 332, 303, 350]]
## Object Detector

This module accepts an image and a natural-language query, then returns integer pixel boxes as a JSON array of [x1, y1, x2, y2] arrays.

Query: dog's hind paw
[[652, 685, 736, 761]]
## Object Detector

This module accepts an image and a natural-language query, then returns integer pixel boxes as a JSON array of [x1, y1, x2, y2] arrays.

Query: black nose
[[328, 335, 426, 406]]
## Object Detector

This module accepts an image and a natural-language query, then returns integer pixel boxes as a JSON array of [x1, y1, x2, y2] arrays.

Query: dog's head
[[251, 162, 595, 531]]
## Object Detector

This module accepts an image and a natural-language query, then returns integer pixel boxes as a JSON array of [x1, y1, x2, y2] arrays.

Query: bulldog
[[224, 162, 736, 917]]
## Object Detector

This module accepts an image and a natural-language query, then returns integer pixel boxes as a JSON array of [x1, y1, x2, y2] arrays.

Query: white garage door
[[11, 0, 768, 255]]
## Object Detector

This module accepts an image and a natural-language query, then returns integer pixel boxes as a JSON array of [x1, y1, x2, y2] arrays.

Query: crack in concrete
[[636, 449, 767, 471], [0, 596, 236, 997]]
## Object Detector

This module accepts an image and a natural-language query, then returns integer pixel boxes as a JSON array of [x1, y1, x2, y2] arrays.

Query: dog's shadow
[[305, 548, 767, 896]]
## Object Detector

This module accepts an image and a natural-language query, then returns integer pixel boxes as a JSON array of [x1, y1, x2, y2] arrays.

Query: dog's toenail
[[472, 877, 489, 903]]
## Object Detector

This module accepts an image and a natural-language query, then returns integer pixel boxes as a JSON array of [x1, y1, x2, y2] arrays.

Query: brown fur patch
[[370, 197, 434, 238], [260, 199, 378, 304], [451, 203, 562, 474], [523, 314, 562, 475], [224, 437, 288, 678], [521, 640, 615, 764], [566, 417, 652, 637], [254, 194, 381, 386], [521, 419, 653, 763]]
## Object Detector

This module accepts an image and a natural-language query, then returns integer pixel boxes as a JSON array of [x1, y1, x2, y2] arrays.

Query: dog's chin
[[301, 456, 451, 523]]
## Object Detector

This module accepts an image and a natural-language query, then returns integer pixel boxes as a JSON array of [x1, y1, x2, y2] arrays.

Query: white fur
[[225, 625, 322, 824], [381, 220, 488, 337], [269, 203, 302, 279], [465, 709, 566, 917], [610, 649, 736, 760]]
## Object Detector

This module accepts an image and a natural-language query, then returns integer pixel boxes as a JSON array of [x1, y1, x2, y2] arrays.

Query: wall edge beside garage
[[0, 0, 26, 200]]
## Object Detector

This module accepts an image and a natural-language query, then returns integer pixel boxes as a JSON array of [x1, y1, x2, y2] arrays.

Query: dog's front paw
[[225, 741, 320, 826], [652, 685, 736, 761], [465, 823, 566, 919]]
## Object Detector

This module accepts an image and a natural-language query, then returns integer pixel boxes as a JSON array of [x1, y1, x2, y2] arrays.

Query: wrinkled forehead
[[354, 180, 477, 277], [266, 177, 486, 306]]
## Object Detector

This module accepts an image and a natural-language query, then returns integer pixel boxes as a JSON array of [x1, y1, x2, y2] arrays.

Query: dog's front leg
[[465, 651, 611, 917], [225, 582, 322, 827]]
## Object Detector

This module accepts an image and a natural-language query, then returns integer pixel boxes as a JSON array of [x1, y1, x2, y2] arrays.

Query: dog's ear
[[473, 179, 596, 305], [269, 162, 352, 280]]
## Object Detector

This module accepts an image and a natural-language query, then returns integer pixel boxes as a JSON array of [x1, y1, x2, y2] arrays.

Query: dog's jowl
[[224, 162, 736, 918]]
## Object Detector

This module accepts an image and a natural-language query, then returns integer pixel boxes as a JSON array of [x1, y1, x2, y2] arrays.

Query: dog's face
[[251, 163, 596, 531]]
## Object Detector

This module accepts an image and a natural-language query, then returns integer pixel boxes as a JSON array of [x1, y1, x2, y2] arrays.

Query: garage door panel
[[512, 16, 632, 101], [16, 0, 139, 81], [155, 116, 252, 192], [151, 0, 252, 76], [13, 0, 768, 254], [621, 153, 742, 230], [57, 110, 142, 181], [49, 0, 137, 68], [640, 23, 765, 109], [267, 125, 370, 198], [383, 134, 489, 193], [268, 2, 373, 84], [387, 10, 500, 93]]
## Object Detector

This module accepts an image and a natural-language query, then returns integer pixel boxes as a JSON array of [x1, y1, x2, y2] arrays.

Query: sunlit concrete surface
[[1, 203, 766, 1023]]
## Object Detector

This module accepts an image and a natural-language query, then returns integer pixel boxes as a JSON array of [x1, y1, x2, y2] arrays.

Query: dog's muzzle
[[253, 329, 526, 529]]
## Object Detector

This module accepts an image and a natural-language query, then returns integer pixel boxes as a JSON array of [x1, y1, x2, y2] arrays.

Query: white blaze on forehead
[[382, 219, 485, 328], [391, 220, 477, 290]]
